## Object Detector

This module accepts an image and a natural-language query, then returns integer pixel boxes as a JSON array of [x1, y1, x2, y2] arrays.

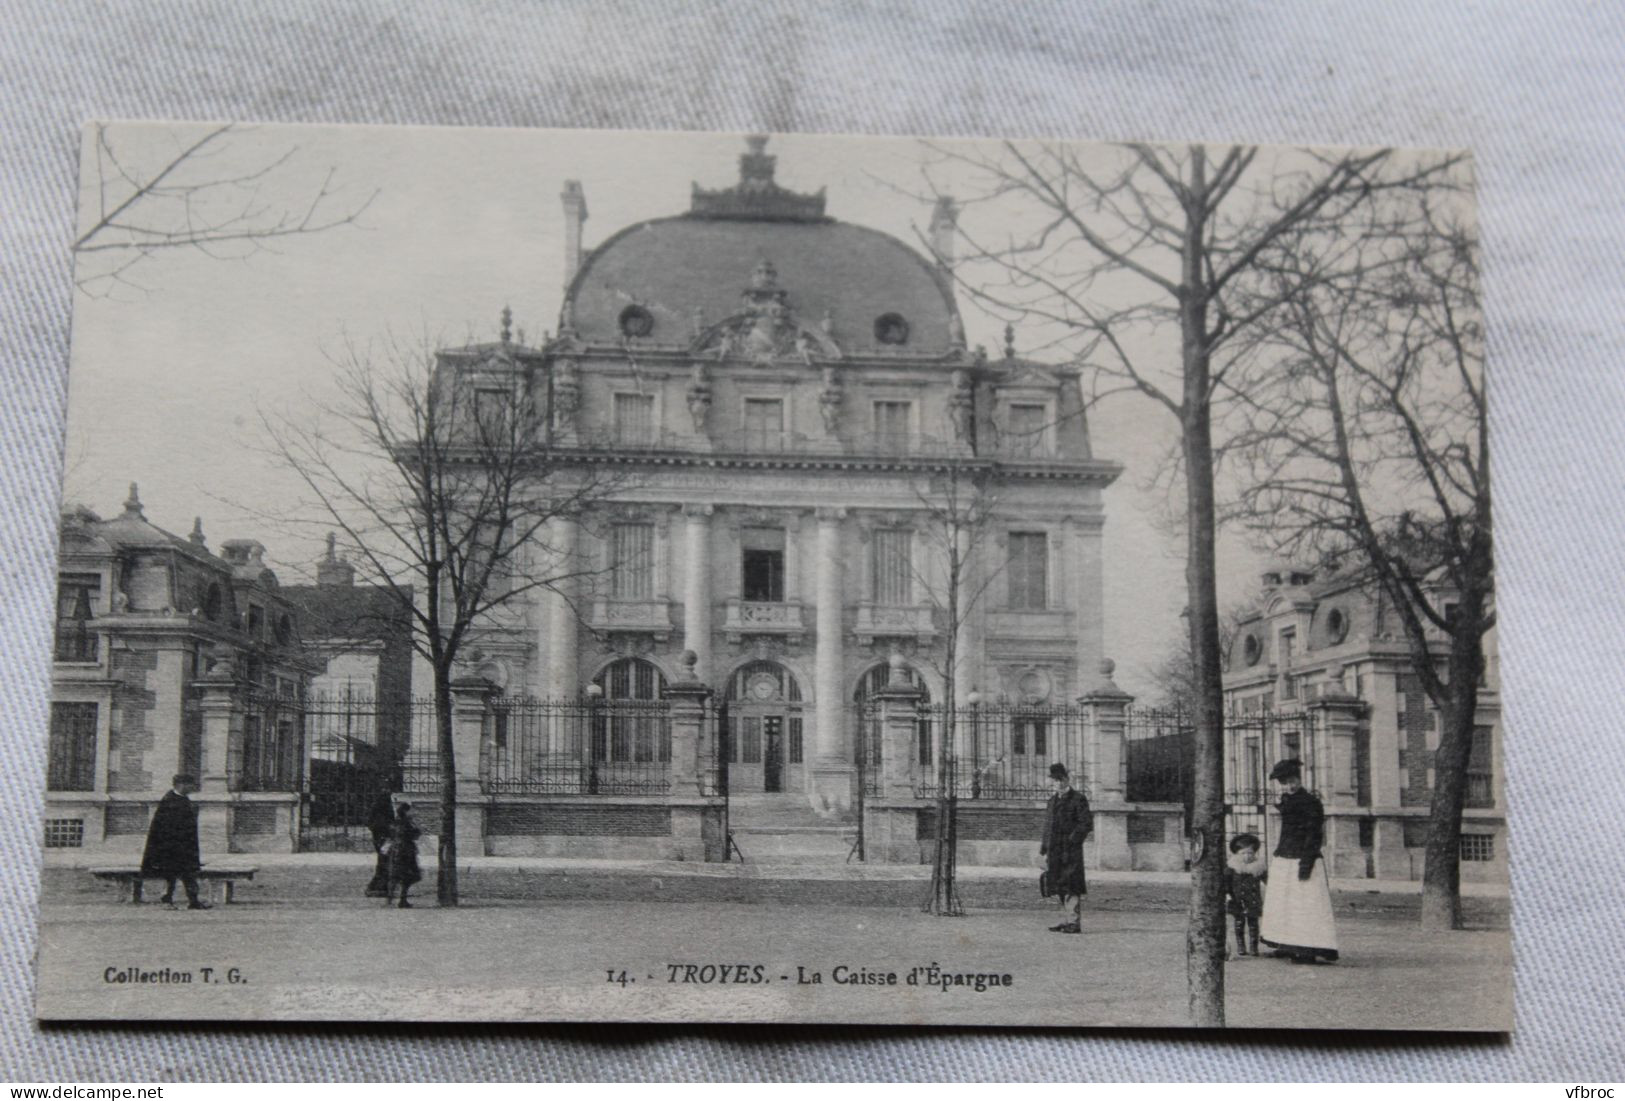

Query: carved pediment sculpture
[[690, 258, 843, 366]]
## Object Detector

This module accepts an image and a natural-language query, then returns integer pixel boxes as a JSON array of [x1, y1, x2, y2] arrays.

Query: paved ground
[[35, 861, 1513, 1030]]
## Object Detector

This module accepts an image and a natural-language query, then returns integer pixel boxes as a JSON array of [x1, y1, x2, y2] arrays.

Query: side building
[[48, 486, 317, 856], [1221, 564, 1505, 883]]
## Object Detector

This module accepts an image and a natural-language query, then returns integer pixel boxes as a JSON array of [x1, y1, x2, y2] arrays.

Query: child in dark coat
[[385, 802, 422, 909], [1225, 832, 1267, 958]]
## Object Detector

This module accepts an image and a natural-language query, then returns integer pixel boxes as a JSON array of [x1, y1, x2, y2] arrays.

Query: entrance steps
[[726, 794, 858, 864]]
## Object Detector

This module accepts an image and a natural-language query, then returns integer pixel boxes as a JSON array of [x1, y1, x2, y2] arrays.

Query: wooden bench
[[89, 866, 258, 905]]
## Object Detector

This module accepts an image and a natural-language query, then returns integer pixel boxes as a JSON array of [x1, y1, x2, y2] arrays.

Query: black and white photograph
[[33, 121, 1508, 1031]]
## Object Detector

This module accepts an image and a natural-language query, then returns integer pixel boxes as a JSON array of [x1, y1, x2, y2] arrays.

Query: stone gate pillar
[[875, 676, 925, 801], [664, 651, 717, 860], [450, 677, 496, 860], [1309, 666, 1369, 878], [664, 651, 712, 794], [194, 663, 241, 855], [1079, 658, 1133, 870]]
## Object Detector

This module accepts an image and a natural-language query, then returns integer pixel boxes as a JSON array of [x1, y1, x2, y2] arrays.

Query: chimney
[[561, 180, 588, 286], [929, 195, 958, 270], [316, 531, 355, 587]]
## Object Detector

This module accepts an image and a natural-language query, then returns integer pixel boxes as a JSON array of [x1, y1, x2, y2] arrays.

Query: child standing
[[1225, 832, 1267, 958]]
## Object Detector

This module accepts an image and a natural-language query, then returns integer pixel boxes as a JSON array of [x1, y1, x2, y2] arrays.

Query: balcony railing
[[564, 428, 990, 462], [721, 599, 807, 644], [587, 597, 675, 640], [854, 603, 936, 646]]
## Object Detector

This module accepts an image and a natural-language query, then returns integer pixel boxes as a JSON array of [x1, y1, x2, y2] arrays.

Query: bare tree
[[1228, 172, 1490, 930], [902, 459, 1004, 916], [1150, 604, 1246, 713], [74, 122, 376, 297], [928, 139, 1452, 1025], [263, 326, 616, 905]]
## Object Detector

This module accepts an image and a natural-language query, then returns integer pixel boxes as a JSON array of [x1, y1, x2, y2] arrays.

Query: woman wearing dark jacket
[[1040, 763, 1092, 934], [385, 802, 422, 909], [1259, 759, 1340, 962]]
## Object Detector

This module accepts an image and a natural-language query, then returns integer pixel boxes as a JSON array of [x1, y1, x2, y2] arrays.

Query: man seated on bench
[[141, 773, 211, 911]]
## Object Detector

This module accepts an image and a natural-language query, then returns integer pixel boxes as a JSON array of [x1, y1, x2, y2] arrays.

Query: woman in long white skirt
[[1259, 758, 1340, 963]]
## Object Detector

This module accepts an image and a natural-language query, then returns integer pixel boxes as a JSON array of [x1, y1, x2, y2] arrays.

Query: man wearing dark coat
[[364, 788, 395, 898], [1040, 762, 1092, 933], [140, 773, 211, 910]]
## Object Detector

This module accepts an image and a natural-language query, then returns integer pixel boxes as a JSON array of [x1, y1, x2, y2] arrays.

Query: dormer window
[[1006, 402, 1048, 456], [54, 574, 99, 663], [874, 313, 910, 345]]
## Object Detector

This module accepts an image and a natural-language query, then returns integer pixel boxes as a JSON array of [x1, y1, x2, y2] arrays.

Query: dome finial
[[122, 483, 144, 519], [190, 516, 206, 547], [500, 305, 513, 344], [325, 531, 338, 562], [1003, 323, 1016, 360]]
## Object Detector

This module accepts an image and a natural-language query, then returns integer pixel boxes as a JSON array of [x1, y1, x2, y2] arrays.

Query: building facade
[[436, 136, 1126, 858], [1221, 565, 1506, 883]]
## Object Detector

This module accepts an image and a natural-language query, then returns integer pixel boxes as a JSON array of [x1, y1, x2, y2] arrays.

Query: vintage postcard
[[36, 122, 1507, 1029]]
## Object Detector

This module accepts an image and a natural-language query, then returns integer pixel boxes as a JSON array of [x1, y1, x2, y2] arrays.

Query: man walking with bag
[[1040, 762, 1092, 933]]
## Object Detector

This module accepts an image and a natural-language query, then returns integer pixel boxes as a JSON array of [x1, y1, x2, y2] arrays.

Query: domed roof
[[562, 137, 960, 357]]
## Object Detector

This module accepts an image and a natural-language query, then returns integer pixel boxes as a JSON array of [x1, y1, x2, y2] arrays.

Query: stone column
[[810, 507, 853, 814], [1079, 658, 1133, 870], [450, 677, 496, 860], [682, 506, 713, 682], [194, 665, 240, 856], [1072, 515, 1107, 698], [545, 514, 580, 699]]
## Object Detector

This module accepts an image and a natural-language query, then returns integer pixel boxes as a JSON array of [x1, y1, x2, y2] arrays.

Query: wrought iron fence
[[1123, 706, 1193, 805], [487, 696, 672, 795], [912, 701, 1089, 800]]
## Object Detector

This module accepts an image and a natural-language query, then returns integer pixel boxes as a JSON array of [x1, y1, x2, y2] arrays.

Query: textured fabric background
[[3, 0, 1622, 1081]]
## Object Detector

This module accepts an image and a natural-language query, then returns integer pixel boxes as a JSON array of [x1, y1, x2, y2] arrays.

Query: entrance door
[[763, 716, 784, 792]]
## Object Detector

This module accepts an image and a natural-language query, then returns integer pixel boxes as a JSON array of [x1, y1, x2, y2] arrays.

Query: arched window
[[590, 658, 669, 770], [594, 657, 666, 700]]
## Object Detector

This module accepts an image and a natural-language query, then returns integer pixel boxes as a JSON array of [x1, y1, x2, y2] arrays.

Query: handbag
[[1038, 870, 1051, 898]]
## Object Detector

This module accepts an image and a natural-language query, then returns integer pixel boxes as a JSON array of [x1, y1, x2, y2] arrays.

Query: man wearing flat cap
[[1039, 762, 1092, 934], [140, 773, 211, 910], [1258, 758, 1338, 962]]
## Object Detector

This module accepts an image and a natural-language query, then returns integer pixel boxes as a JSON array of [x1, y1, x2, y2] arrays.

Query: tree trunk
[[1421, 589, 1488, 931], [435, 670, 459, 906], [1178, 151, 1227, 1029], [1182, 409, 1227, 1027]]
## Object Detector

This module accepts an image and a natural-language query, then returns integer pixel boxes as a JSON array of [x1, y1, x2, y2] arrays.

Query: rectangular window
[[1280, 627, 1296, 667], [741, 527, 786, 602], [788, 716, 804, 764], [47, 702, 98, 792], [609, 523, 655, 599], [1013, 718, 1048, 757], [870, 529, 912, 604], [740, 716, 762, 764], [474, 388, 509, 436], [1461, 833, 1495, 862], [873, 400, 912, 450], [1006, 531, 1048, 610], [55, 575, 100, 662], [1466, 724, 1495, 807], [742, 398, 784, 450], [44, 819, 85, 849], [1006, 402, 1047, 456], [247, 604, 265, 641], [613, 392, 655, 445]]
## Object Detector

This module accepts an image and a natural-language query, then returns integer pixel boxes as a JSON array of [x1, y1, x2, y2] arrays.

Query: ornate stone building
[[1221, 565, 1505, 883], [449, 136, 1122, 835]]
